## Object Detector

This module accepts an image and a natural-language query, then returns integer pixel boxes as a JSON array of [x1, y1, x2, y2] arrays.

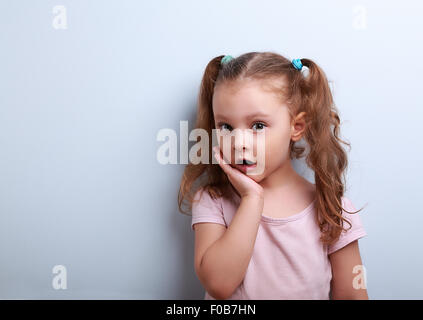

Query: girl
[[178, 52, 368, 300]]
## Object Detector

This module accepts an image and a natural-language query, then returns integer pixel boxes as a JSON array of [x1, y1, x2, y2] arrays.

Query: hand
[[213, 146, 264, 199]]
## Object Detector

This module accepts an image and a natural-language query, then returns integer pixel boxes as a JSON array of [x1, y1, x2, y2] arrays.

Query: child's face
[[212, 79, 304, 183]]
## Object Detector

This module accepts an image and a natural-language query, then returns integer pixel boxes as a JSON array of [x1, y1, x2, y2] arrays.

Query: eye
[[219, 123, 232, 132], [252, 122, 266, 131]]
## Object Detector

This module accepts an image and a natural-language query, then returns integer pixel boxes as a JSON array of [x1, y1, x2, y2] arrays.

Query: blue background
[[0, 0, 422, 299]]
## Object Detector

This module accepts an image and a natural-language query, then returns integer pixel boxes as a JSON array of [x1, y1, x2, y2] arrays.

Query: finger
[[214, 146, 232, 165], [213, 148, 232, 175], [213, 148, 225, 167], [214, 147, 242, 175]]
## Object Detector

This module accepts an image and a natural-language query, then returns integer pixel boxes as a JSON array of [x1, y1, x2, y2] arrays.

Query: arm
[[193, 194, 263, 300], [329, 240, 369, 299]]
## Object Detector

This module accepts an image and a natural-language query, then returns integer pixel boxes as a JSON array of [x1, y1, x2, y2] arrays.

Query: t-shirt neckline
[[260, 199, 316, 223], [232, 188, 316, 224]]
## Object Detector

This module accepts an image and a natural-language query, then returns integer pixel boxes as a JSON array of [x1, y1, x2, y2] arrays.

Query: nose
[[233, 128, 253, 153]]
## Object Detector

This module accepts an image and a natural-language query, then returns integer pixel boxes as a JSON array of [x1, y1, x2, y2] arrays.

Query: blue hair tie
[[292, 58, 303, 71], [221, 55, 234, 64]]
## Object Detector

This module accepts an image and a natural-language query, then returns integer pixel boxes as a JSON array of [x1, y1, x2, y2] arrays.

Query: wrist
[[242, 192, 264, 202]]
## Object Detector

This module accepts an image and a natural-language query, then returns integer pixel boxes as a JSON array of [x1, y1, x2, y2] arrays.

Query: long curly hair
[[178, 51, 363, 246]]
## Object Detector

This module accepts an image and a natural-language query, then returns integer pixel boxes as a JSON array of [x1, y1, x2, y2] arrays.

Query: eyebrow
[[215, 112, 271, 122]]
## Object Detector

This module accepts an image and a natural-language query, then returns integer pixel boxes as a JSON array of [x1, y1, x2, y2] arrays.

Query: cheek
[[261, 129, 291, 162]]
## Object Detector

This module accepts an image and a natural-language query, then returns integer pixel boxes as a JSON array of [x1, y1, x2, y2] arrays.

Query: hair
[[178, 51, 363, 246]]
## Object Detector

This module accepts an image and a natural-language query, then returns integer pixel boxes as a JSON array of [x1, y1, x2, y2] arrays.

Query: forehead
[[212, 79, 286, 119]]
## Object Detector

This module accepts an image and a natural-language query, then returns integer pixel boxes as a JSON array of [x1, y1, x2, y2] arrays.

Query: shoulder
[[340, 196, 361, 220], [327, 196, 367, 255], [191, 187, 226, 230], [192, 187, 226, 216], [339, 196, 366, 232], [341, 196, 354, 208], [193, 187, 222, 207]]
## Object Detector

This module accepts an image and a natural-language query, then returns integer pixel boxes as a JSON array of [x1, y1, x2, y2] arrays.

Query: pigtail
[[178, 55, 228, 215], [300, 59, 361, 245], [195, 56, 225, 130]]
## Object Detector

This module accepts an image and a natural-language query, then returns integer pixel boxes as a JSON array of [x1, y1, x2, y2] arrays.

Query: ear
[[290, 112, 307, 142]]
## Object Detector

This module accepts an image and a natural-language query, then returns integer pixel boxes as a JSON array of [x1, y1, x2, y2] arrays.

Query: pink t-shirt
[[191, 188, 367, 300]]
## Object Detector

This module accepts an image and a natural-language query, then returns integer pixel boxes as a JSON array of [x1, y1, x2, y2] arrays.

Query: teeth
[[243, 159, 256, 165]]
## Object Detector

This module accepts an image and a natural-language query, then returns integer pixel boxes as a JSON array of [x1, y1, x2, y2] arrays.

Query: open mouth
[[242, 159, 256, 165], [235, 158, 256, 165], [235, 158, 257, 173]]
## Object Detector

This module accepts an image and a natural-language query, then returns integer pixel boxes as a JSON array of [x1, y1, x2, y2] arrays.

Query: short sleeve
[[327, 197, 367, 255], [191, 188, 227, 231]]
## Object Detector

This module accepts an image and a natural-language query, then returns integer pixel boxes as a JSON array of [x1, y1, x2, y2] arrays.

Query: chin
[[245, 170, 266, 182]]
